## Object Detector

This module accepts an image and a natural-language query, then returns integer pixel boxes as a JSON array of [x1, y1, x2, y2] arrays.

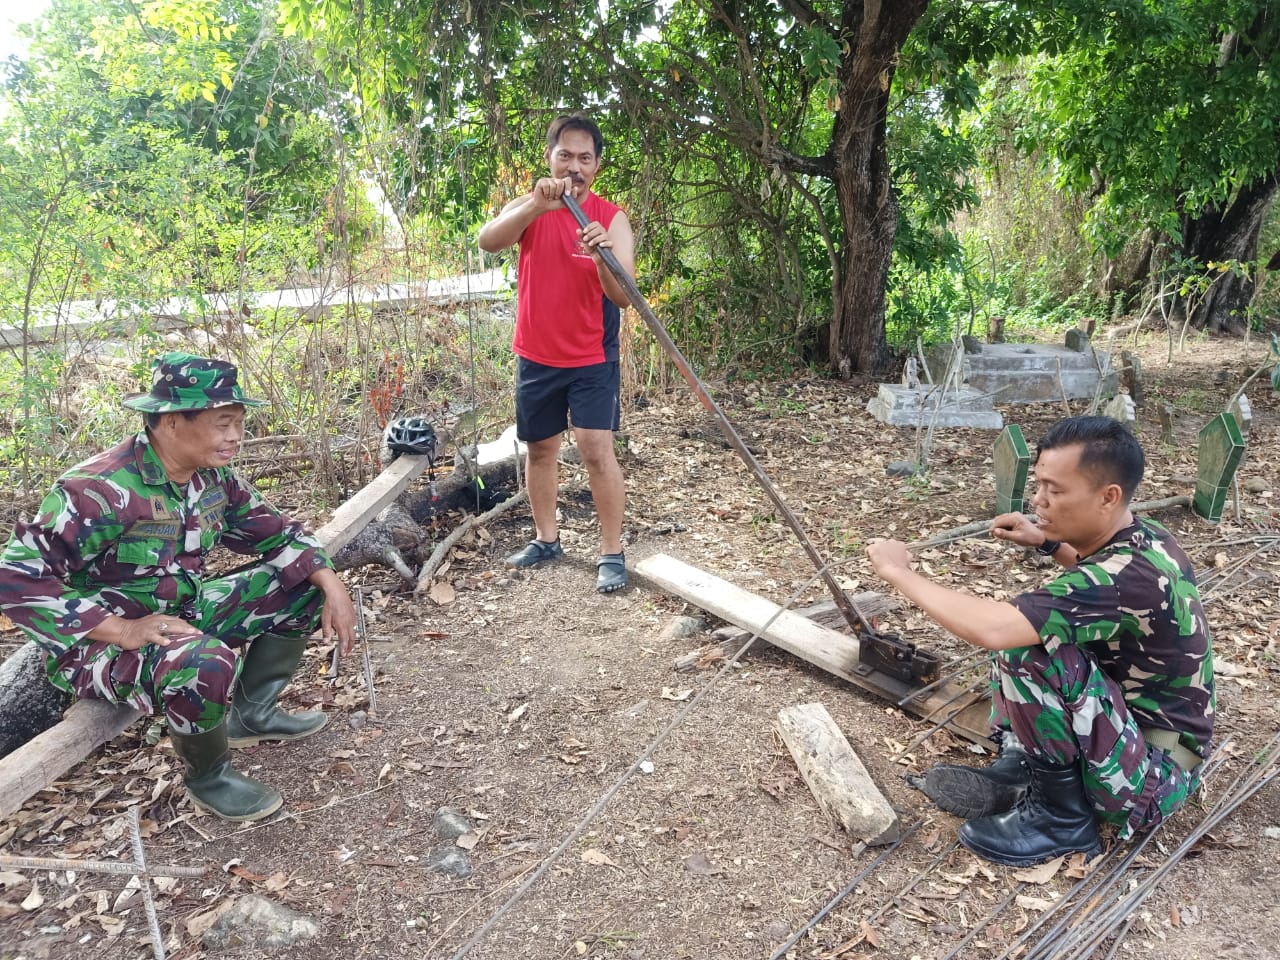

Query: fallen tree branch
[[414, 490, 528, 594]]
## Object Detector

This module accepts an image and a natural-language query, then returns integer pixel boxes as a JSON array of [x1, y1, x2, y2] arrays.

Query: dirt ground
[[2, 329, 1278, 960]]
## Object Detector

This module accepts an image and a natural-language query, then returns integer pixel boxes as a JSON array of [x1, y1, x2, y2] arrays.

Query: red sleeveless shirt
[[513, 191, 623, 368]]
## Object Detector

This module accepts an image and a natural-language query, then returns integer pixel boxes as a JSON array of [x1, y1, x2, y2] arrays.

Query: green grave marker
[[993, 424, 1031, 515], [1192, 413, 1246, 523]]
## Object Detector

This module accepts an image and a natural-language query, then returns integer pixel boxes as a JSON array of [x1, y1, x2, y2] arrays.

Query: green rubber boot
[[171, 725, 282, 822], [227, 633, 327, 748]]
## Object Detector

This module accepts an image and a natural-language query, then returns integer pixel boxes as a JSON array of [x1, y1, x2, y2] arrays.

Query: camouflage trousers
[[990, 643, 1201, 840], [58, 563, 324, 735]]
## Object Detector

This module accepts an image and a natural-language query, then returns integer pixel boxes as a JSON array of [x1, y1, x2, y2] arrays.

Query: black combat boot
[[912, 732, 1031, 818], [227, 633, 327, 748], [170, 724, 283, 821], [958, 754, 1102, 866]]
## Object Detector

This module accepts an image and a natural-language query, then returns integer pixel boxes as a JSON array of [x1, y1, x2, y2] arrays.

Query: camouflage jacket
[[1010, 516, 1215, 760], [0, 431, 332, 691]]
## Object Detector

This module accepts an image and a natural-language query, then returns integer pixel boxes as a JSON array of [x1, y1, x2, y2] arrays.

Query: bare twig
[[414, 489, 528, 593]]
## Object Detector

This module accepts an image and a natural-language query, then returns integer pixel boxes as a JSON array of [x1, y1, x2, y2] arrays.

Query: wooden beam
[[0, 453, 432, 819], [0, 701, 140, 818], [635, 553, 993, 744], [312, 452, 433, 554], [775, 702, 899, 844], [636, 553, 865, 678]]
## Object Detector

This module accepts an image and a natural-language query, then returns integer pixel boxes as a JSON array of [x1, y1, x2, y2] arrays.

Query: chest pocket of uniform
[[117, 520, 182, 569]]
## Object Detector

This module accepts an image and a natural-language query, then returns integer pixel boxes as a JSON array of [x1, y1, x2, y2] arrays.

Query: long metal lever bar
[[561, 193, 871, 637]]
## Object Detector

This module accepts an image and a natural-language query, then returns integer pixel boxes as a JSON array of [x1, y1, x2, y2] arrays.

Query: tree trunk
[[1178, 171, 1279, 333], [827, 1, 930, 376], [0, 643, 71, 759], [330, 454, 520, 572]]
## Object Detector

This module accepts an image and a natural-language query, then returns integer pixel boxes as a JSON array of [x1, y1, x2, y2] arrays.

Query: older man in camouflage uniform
[[867, 416, 1213, 865], [0, 353, 356, 821]]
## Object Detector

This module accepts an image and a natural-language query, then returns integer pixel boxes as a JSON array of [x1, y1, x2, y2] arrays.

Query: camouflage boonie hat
[[122, 352, 266, 412]]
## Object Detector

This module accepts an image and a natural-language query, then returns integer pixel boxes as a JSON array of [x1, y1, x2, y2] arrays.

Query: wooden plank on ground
[[636, 553, 993, 745], [311, 452, 433, 554], [775, 702, 899, 844], [0, 453, 432, 819], [636, 552, 865, 679], [0, 701, 140, 818]]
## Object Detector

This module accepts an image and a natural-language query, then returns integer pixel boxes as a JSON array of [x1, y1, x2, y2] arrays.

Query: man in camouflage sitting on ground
[[867, 416, 1213, 865], [0, 353, 356, 821]]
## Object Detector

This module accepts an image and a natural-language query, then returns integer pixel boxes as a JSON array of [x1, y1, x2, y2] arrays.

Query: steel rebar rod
[[896, 649, 990, 708], [447, 557, 855, 960], [892, 683, 988, 762], [0, 854, 206, 878], [129, 806, 167, 960], [1099, 913, 1136, 960], [810, 839, 964, 960], [905, 496, 1194, 554], [1061, 745, 1276, 954], [356, 586, 376, 713], [767, 823, 921, 960], [1027, 739, 1271, 959], [1051, 739, 1279, 960], [560, 193, 870, 638], [995, 843, 1129, 960], [865, 839, 963, 926], [1000, 745, 1233, 960], [937, 881, 1027, 960]]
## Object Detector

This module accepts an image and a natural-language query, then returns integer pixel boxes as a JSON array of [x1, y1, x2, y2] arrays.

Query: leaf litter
[[1, 336, 1278, 958]]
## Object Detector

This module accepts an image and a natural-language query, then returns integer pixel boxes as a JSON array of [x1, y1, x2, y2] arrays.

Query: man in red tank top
[[478, 113, 636, 594]]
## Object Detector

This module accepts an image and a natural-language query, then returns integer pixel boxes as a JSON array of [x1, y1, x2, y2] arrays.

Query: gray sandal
[[596, 553, 627, 594], [507, 538, 564, 568]]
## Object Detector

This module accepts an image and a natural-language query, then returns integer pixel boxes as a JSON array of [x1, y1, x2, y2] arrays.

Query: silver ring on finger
[[159, 621, 169, 635]]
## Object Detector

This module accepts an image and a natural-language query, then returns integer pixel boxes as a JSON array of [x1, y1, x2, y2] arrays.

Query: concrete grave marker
[[1229, 393, 1252, 436], [902, 356, 920, 389], [927, 342, 1118, 403], [1065, 328, 1091, 352], [993, 424, 1031, 515], [1103, 392, 1136, 427], [1192, 413, 1246, 523], [1158, 403, 1176, 445], [866, 384, 1004, 430]]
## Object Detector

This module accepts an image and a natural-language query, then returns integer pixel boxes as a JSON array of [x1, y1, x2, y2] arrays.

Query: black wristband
[[1036, 539, 1062, 557]]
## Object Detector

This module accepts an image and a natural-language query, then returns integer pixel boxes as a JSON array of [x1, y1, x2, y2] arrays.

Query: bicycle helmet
[[383, 416, 438, 461]]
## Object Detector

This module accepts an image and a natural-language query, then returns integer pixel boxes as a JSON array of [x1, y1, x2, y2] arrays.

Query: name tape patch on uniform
[[122, 520, 181, 541]]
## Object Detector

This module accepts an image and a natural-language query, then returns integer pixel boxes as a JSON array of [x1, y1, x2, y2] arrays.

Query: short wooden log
[[775, 702, 899, 845], [0, 700, 140, 818]]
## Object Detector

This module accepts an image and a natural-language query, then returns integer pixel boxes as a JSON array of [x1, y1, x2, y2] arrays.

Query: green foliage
[[7, 0, 1280, 521], [1019, 1, 1280, 254], [0, 0, 364, 495]]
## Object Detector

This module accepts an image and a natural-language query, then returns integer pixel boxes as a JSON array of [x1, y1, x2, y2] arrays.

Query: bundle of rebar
[[1000, 733, 1279, 960]]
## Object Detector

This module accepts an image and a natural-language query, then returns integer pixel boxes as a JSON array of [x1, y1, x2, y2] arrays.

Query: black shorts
[[515, 358, 621, 442]]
